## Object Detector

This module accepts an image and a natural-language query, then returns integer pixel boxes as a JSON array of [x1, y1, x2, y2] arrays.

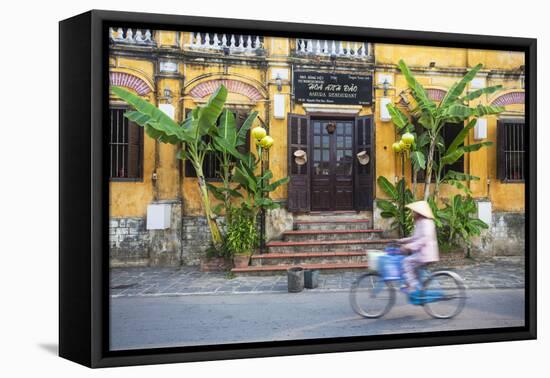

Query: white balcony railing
[[109, 28, 155, 46], [296, 39, 369, 58], [187, 32, 264, 54]]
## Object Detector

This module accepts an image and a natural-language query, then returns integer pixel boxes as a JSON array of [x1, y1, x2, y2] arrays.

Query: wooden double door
[[287, 114, 373, 213], [311, 119, 355, 211]]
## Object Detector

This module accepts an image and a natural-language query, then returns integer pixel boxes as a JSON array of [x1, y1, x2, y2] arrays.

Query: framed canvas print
[[59, 10, 537, 368]]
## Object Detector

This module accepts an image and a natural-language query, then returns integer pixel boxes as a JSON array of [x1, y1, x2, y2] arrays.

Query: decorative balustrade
[[296, 39, 370, 58], [109, 28, 155, 46], [186, 32, 264, 54]]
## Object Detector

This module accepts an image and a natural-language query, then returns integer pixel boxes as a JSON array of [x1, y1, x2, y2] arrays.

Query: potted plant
[[225, 207, 258, 268]]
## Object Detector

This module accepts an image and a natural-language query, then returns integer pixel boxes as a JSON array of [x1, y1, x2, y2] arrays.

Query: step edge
[[231, 263, 369, 272], [284, 229, 383, 235], [251, 251, 371, 259], [294, 219, 371, 224], [267, 239, 394, 247]]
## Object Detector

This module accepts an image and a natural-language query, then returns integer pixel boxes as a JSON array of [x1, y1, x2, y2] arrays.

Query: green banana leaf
[[473, 104, 505, 117], [438, 64, 482, 110], [398, 60, 436, 116], [462, 141, 493, 153], [237, 111, 258, 146], [461, 85, 502, 102], [410, 150, 426, 171], [446, 119, 476, 155], [197, 85, 228, 137], [386, 103, 410, 130], [377, 176, 399, 200], [111, 86, 184, 144]]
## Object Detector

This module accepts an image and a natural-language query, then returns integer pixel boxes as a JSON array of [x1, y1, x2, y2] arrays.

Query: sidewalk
[[110, 256, 525, 298]]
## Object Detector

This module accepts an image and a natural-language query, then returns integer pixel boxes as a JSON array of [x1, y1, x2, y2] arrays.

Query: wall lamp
[[275, 73, 283, 92], [382, 78, 390, 96], [163, 88, 172, 101]]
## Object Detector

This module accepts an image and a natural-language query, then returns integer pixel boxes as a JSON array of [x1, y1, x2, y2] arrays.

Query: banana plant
[[433, 118, 492, 196], [207, 109, 257, 223], [110, 85, 228, 248], [376, 176, 415, 236], [394, 60, 505, 200], [432, 195, 489, 255]]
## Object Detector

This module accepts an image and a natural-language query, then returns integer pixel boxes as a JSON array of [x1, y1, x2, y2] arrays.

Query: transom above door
[[311, 119, 354, 211]]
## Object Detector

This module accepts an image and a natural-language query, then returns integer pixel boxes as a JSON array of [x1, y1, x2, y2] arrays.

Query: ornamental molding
[[188, 79, 265, 101], [490, 91, 525, 106], [110, 71, 152, 95], [397, 87, 447, 106], [426, 88, 447, 102]]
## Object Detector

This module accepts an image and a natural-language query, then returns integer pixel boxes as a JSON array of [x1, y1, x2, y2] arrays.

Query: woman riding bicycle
[[397, 201, 439, 297]]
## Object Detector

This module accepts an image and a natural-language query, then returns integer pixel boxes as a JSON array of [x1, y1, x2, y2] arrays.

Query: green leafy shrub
[[376, 176, 415, 236], [225, 207, 258, 257], [430, 195, 488, 252]]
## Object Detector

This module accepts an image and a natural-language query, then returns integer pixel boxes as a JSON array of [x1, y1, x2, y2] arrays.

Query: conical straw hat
[[405, 200, 435, 219]]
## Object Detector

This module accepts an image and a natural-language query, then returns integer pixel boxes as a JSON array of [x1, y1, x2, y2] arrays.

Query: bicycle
[[350, 251, 467, 319]]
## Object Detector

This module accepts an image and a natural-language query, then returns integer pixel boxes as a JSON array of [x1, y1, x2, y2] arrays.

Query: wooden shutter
[[496, 119, 506, 180], [127, 120, 142, 179], [354, 115, 374, 210], [287, 114, 310, 212]]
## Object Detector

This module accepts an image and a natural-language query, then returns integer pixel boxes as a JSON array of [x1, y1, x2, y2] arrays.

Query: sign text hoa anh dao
[[293, 71, 373, 105]]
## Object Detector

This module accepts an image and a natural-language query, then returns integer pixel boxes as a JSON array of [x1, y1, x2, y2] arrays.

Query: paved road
[[110, 288, 525, 351]]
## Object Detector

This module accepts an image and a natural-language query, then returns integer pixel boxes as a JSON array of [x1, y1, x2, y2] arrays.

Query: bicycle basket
[[379, 254, 404, 280]]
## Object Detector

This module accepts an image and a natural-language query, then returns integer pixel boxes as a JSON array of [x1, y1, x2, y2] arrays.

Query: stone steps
[[283, 229, 383, 242], [294, 219, 372, 231], [231, 211, 387, 276], [231, 262, 370, 276], [250, 251, 370, 266], [266, 239, 392, 253]]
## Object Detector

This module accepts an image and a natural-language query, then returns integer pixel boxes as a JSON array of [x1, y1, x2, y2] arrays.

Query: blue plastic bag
[[379, 253, 404, 280]]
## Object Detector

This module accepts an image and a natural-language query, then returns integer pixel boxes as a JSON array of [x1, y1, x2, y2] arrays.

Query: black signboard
[[293, 71, 373, 105]]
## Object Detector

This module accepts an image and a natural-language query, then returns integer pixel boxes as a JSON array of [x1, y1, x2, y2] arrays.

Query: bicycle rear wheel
[[422, 271, 466, 319], [350, 273, 395, 318]]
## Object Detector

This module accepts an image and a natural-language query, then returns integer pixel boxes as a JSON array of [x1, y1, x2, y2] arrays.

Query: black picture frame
[[59, 9, 537, 368]]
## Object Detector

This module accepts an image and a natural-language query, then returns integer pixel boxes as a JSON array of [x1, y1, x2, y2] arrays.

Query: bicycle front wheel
[[422, 271, 466, 319], [350, 273, 395, 318]]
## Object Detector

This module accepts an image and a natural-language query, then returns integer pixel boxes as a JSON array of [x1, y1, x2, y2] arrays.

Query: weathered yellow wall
[[374, 44, 525, 211], [110, 33, 526, 218], [109, 56, 156, 217]]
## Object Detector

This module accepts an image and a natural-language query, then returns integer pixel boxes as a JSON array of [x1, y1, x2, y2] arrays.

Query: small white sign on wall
[[158, 103, 175, 120], [274, 94, 285, 119], [380, 97, 392, 121], [474, 118, 488, 140], [147, 203, 172, 230], [477, 201, 492, 227], [271, 68, 289, 80], [159, 60, 178, 73], [470, 77, 486, 89]]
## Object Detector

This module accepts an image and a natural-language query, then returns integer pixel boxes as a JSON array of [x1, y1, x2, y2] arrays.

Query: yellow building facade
[[108, 28, 525, 266]]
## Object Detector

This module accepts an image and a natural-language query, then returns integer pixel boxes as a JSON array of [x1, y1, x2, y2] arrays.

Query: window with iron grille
[[109, 107, 143, 180], [417, 122, 465, 181], [497, 119, 525, 182], [185, 110, 251, 179]]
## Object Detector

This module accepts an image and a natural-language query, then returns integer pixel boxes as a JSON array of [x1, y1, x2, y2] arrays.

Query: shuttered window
[[109, 107, 143, 180], [497, 119, 525, 182], [185, 110, 250, 179]]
